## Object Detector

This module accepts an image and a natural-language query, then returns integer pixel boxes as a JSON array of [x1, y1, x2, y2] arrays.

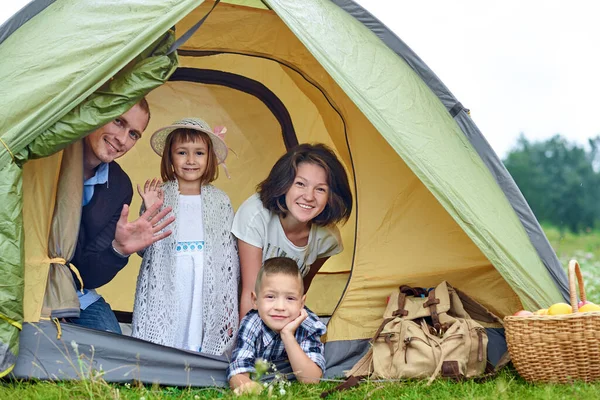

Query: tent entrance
[[98, 56, 358, 317]]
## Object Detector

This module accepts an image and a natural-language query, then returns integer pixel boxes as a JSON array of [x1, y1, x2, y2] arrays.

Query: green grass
[[543, 223, 600, 303], [3, 224, 600, 399], [4, 368, 600, 399]]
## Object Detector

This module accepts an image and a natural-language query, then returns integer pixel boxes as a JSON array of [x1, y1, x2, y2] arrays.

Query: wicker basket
[[504, 259, 600, 383]]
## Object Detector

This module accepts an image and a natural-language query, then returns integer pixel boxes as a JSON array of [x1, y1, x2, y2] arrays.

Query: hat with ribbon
[[150, 117, 229, 165]]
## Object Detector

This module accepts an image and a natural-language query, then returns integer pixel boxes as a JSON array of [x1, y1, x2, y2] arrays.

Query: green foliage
[[504, 134, 600, 233]]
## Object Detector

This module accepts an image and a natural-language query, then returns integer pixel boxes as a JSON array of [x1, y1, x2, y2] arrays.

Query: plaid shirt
[[226, 307, 326, 381]]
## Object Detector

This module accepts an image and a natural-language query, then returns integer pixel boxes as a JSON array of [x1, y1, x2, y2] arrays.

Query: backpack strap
[[372, 317, 395, 340], [320, 375, 366, 398], [393, 285, 427, 317], [423, 289, 442, 332]]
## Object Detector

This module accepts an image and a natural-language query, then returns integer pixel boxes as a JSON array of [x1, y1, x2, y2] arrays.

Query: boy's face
[[252, 273, 305, 333]]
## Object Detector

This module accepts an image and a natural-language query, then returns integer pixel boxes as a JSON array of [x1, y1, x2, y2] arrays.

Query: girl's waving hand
[[137, 178, 164, 210]]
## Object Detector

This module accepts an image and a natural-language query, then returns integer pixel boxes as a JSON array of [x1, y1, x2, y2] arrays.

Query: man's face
[[84, 104, 149, 166], [252, 273, 305, 333]]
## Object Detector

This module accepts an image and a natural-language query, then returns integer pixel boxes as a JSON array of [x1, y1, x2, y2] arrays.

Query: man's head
[[83, 98, 150, 171], [252, 257, 305, 332]]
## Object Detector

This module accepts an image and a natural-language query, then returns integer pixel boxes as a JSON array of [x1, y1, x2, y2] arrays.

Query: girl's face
[[170, 137, 209, 192], [284, 162, 329, 225]]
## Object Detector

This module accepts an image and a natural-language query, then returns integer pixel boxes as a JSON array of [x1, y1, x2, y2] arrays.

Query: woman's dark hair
[[160, 128, 219, 185], [258, 143, 352, 226]]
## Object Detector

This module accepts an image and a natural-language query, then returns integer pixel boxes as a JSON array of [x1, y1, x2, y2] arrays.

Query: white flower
[[279, 387, 286, 395], [70, 340, 79, 352]]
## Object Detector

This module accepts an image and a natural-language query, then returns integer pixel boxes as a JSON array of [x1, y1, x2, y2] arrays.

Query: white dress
[[173, 194, 205, 352]]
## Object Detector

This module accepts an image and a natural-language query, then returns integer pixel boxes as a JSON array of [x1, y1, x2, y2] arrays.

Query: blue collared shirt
[[77, 163, 110, 310], [82, 162, 109, 206], [226, 308, 326, 381]]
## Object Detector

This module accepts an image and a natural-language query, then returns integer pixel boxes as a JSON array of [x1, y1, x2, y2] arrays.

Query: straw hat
[[149, 117, 229, 164]]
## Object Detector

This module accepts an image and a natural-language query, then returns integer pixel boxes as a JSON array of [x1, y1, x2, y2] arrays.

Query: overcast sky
[[355, 0, 600, 158], [3, 1, 599, 158]]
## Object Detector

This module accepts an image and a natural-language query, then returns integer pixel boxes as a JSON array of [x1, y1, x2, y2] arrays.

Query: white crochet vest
[[131, 181, 239, 355]]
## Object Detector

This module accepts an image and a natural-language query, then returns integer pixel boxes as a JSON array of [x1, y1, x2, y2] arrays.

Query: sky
[[2, 1, 599, 159]]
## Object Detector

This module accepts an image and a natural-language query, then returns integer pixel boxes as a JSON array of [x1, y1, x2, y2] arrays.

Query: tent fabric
[[10, 322, 507, 386], [262, 0, 564, 335], [3, 0, 572, 382], [41, 140, 83, 320], [0, 0, 55, 46], [11, 321, 345, 385], [0, 162, 24, 377], [0, 0, 201, 168], [331, 0, 569, 302]]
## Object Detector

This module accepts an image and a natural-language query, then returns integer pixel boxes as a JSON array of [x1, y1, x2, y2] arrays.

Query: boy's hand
[[233, 381, 263, 396], [137, 178, 164, 210], [280, 308, 308, 338]]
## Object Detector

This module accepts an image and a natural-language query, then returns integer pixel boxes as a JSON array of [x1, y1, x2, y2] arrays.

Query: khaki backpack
[[347, 281, 490, 383]]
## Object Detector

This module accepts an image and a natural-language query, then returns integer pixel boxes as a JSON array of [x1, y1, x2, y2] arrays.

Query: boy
[[227, 257, 326, 394]]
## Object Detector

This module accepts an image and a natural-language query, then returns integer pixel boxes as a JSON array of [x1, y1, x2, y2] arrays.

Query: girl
[[132, 117, 239, 355], [232, 143, 353, 319]]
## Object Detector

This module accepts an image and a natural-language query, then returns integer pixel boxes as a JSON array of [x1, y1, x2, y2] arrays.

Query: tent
[[0, 0, 569, 385]]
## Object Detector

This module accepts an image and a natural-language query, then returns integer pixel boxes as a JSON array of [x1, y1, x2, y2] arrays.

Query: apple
[[513, 310, 534, 317], [578, 300, 592, 308]]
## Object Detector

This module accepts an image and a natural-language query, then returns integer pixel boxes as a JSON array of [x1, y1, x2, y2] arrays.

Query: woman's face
[[284, 162, 329, 225]]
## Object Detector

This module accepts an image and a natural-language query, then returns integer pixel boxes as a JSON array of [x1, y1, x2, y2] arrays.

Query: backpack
[[347, 281, 489, 383]]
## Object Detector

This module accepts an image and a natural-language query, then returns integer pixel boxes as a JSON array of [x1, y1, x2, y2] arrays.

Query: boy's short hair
[[255, 257, 303, 294]]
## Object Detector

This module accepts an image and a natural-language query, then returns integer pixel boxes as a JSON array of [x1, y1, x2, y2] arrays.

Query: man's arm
[[73, 186, 133, 289], [280, 309, 324, 383]]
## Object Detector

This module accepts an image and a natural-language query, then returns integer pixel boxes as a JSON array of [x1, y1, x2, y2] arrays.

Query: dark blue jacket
[[71, 161, 133, 289]]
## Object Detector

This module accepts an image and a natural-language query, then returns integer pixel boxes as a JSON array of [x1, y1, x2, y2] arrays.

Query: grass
[[4, 368, 600, 400], [543, 223, 600, 303], [3, 225, 600, 399]]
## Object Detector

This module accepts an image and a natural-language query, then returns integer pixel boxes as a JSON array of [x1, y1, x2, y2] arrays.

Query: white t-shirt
[[231, 194, 343, 277], [174, 194, 205, 351]]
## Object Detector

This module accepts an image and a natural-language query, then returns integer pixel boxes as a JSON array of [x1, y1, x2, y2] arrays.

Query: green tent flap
[[0, 162, 23, 377], [0, 0, 203, 169], [27, 31, 179, 161]]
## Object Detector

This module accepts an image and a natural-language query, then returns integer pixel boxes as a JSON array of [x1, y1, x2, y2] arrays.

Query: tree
[[504, 134, 600, 233]]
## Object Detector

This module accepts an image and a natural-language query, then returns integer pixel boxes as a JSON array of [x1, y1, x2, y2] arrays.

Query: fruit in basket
[[578, 303, 600, 313], [547, 303, 572, 315], [578, 300, 591, 308], [533, 308, 548, 315], [513, 310, 534, 316]]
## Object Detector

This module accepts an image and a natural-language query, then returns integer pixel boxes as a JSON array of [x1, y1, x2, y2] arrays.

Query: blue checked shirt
[[226, 307, 326, 381]]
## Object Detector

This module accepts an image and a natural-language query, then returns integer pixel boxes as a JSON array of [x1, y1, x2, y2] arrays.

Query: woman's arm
[[238, 239, 263, 320], [302, 257, 329, 294]]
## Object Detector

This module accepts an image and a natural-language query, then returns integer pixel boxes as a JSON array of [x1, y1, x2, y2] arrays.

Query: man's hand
[[280, 308, 308, 338], [137, 178, 164, 210], [112, 201, 175, 256]]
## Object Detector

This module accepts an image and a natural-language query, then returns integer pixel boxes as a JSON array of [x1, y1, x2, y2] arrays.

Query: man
[[66, 98, 174, 333]]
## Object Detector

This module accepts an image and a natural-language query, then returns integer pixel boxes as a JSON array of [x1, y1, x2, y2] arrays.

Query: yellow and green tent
[[1, 0, 568, 384]]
